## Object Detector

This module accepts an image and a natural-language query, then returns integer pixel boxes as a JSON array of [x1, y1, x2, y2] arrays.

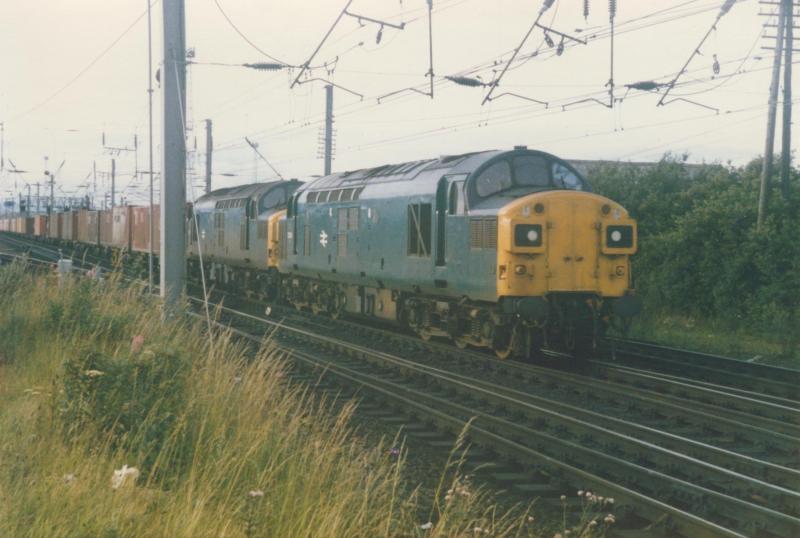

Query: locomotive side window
[[407, 203, 432, 257], [260, 187, 286, 213], [513, 156, 550, 187], [448, 180, 465, 215], [552, 162, 583, 191], [475, 161, 512, 197]]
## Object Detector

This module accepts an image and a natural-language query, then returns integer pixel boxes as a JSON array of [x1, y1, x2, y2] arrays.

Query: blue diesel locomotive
[[272, 146, 640, 357]]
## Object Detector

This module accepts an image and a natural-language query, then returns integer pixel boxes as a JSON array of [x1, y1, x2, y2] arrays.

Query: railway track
[[4, 233, 799, 536], [188, 293, 800, 538], [605, 337, 799, 401]]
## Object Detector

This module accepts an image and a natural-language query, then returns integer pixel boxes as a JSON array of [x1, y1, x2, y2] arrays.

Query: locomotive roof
[[194, 181, 294, 208], [298, 148, 574, 191], [300, 150, 504, 191]]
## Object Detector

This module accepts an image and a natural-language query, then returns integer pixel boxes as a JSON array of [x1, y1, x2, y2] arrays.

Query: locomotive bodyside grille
[[469, 217, 497, 249]]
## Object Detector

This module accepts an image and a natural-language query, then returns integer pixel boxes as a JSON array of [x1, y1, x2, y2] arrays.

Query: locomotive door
[[435, 178, 448, 266], [546, 197, 599, 292]]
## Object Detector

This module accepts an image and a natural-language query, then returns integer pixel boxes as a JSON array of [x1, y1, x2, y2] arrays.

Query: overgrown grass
[[626, 312, 800, 369], [0, 263, 614, 537]]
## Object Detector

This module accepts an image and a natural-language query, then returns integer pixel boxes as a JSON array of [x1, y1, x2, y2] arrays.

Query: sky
[[0, 0, 796, 206]]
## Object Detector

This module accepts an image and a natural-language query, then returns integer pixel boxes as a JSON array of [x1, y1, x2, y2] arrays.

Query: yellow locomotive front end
[[495, 190, 641, 354]]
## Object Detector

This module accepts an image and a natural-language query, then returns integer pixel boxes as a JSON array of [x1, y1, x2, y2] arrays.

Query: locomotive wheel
[[493, 325, 514, 360], [328, 292, 345, 320], [494, 340, 513, 360]]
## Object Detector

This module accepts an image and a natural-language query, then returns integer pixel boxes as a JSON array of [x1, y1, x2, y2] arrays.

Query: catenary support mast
[[161, 0, 187, 306], [324, 85, 333, 176]]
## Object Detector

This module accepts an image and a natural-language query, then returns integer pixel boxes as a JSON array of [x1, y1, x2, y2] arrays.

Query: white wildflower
[[63, 473, 76, 484], [248, 490, 264, 498], [560, 494, 566, 502], [473, 527, 483, 534], [420, 522, 433, 530], [606, 497, 615, 505], [604, 514, 616, 524], [588, 519, 597, 528], [130, 334, 145, 354], [85, 370, 105, 378], [110, 464, 140, 489], [527, 515, 535, 523], [577, 489, 584, 496]]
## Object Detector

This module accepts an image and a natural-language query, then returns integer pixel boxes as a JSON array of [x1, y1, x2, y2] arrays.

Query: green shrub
[[58, 344, 188, 474], [591, 155, 800, 354]]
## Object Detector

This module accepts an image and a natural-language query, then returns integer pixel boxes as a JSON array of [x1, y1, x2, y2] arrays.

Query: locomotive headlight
[[606, 225, 633, 248], [514, 264, 527, 275], [515, 224, 543, 247]]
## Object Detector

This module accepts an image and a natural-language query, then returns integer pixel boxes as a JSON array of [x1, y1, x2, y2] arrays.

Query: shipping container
[[77, 210, 100, 245], [131, 205, 160, 253], [99, 209, 114, 246], [48, 212, 62, 239], [111, 206, 132, 250], [61, 211, 78, 241], [34, 216, 48, 236]]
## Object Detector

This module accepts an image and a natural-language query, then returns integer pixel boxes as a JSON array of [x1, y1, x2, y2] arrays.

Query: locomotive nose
[[496, 191, 636, 298]]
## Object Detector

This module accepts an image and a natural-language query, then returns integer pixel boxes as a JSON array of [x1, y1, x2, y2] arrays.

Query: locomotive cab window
[[259, 187, 286, 213], [552, 162, 583, 191], [513, 155, 550, 187], [475, 161, 512, 198], [471, 154, 590, 206]]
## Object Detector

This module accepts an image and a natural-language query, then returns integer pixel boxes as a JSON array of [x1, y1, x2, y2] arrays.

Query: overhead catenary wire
[[481, 0, 559, 105], [9, 0, 161, 123], [171, 56, 215, 351], [208, 0, 737, 155], [657, 0, 740, 107], [212, 0, 291, 66]]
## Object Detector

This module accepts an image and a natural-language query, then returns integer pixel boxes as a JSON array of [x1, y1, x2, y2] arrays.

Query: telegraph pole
[[780, 0, 793, 199], [147, 0, 156, 293], [161, 0, 187, 306], [49, 175, 54, 214], [111, 158, 116, 207], [324, 84, 333, 176], [757, 0, 786, 231], [205, 119, 212, 194]]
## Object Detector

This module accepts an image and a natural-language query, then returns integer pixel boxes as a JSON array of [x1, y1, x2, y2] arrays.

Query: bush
[[591, 155, 800, 354]]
